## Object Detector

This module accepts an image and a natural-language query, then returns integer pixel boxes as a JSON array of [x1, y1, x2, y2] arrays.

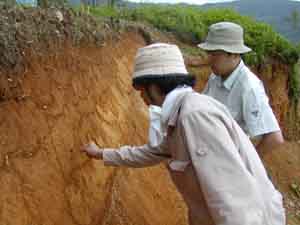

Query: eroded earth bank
[[0, 8, 299, 225]]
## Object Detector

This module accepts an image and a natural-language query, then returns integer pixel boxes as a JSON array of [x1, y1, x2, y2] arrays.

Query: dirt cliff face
[[253, 63, 291, 137], [0, 28, 299, 225], [0, 32, 187, 225]]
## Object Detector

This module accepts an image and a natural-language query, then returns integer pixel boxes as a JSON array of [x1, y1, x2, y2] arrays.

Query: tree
[[0, 0, 16, 6], [107, 0, 120, 8], [286, 9, 300, 30], [109, 0, 115, 7], [37, 0, 48, 7], [37, 0, 67, 7]]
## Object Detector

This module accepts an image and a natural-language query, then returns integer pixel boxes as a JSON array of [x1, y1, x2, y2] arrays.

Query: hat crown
[[207, 22, 244, 45], [198, 21, 252, 54], [133, 43, 188, 79]]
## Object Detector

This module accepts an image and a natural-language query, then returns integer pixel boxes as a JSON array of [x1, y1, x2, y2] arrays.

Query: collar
[[222, 60, 244, 90], [161, 86, 193, 132]]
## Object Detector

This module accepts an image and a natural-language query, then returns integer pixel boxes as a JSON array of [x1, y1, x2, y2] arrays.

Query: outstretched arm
[[81, 141, 170, 168]]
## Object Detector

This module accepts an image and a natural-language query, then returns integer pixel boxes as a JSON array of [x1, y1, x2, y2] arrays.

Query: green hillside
[[88, 5, 299, 65], [79, 4, 300, 102], [201, 0, 300, 43]]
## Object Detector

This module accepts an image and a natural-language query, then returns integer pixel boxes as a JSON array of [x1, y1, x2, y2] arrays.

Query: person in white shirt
[[81, 43, 285, 225], [198, 22, 284, 156]]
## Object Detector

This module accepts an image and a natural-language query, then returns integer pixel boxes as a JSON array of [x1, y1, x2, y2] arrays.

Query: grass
[[80, 4, 300, 102], [83, 5, 299, 65]]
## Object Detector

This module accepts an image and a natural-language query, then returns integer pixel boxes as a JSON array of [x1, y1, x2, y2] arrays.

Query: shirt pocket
[[168, 160, 190, 172], [228, 103, 241, 120]]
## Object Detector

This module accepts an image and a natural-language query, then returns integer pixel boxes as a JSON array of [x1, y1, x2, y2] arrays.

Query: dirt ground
[[263, 142, 300, 225]]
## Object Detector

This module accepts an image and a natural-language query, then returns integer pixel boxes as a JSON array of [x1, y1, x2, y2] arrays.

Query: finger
[[80, 146, 88, 152]]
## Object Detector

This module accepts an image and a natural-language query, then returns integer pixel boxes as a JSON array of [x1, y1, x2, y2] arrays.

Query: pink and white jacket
[[103, 91, 285, 225]]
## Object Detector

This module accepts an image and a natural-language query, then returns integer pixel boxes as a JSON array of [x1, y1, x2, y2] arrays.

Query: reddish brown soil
[[0, 31, 299, 225]]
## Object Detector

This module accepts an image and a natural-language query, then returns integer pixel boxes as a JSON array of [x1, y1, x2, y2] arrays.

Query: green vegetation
[[84, 5, 299, 65], [37, 0, 68, 7], [290, 182, 300, 198], [84, 4, 300, 101], [289, 61, 300, 104], [0, 0, 16, 6], [83, 4, 119, 18], [285, 9, 300, 30]]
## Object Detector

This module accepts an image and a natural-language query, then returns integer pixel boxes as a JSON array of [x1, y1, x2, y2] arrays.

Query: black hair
[[133, 73, 196, 95]]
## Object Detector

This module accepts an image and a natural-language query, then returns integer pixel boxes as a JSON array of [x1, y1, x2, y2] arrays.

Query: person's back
[[178, 92, 285, 225]]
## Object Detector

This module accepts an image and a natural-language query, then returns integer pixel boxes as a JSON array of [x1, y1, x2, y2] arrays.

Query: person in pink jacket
[[81, 43, 285, 225]]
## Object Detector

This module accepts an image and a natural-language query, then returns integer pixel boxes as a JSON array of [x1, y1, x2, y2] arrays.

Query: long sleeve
[[180, 111, 266, 225], [103, 139, 170, 168]]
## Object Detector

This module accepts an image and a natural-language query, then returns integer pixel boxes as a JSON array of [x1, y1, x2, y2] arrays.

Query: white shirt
[[203, 60, 280, 138], [148, 105, 163, 147], [103, 91, 285, 225]]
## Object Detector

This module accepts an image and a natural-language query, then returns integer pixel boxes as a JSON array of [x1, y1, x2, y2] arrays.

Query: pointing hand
[[81, 142, 103, 159]]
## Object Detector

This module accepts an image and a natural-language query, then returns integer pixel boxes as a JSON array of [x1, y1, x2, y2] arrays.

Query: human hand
[[81, 142, 103, 160]]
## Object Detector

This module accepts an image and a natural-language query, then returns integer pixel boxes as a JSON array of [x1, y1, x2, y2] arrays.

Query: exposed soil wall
[[0, 32, 187, 225], [0, 29, 299, 225]]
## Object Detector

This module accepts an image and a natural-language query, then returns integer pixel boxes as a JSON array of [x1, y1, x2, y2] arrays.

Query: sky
[[127, 0, 238, 5]]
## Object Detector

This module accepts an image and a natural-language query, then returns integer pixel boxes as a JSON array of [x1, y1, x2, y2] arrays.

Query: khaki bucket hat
[[198, 22, 252, 54], [133, 43, 188, 79]]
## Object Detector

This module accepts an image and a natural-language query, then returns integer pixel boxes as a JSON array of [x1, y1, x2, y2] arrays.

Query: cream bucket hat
[[198, 22, 252, 54], [133, 43, 188, 80]]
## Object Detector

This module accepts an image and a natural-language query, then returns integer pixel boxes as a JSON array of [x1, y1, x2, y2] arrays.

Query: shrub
[[85, 4, 300, 101]]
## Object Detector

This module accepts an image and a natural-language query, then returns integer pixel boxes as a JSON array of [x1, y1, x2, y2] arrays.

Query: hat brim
[[198, 42, 252, 54]]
